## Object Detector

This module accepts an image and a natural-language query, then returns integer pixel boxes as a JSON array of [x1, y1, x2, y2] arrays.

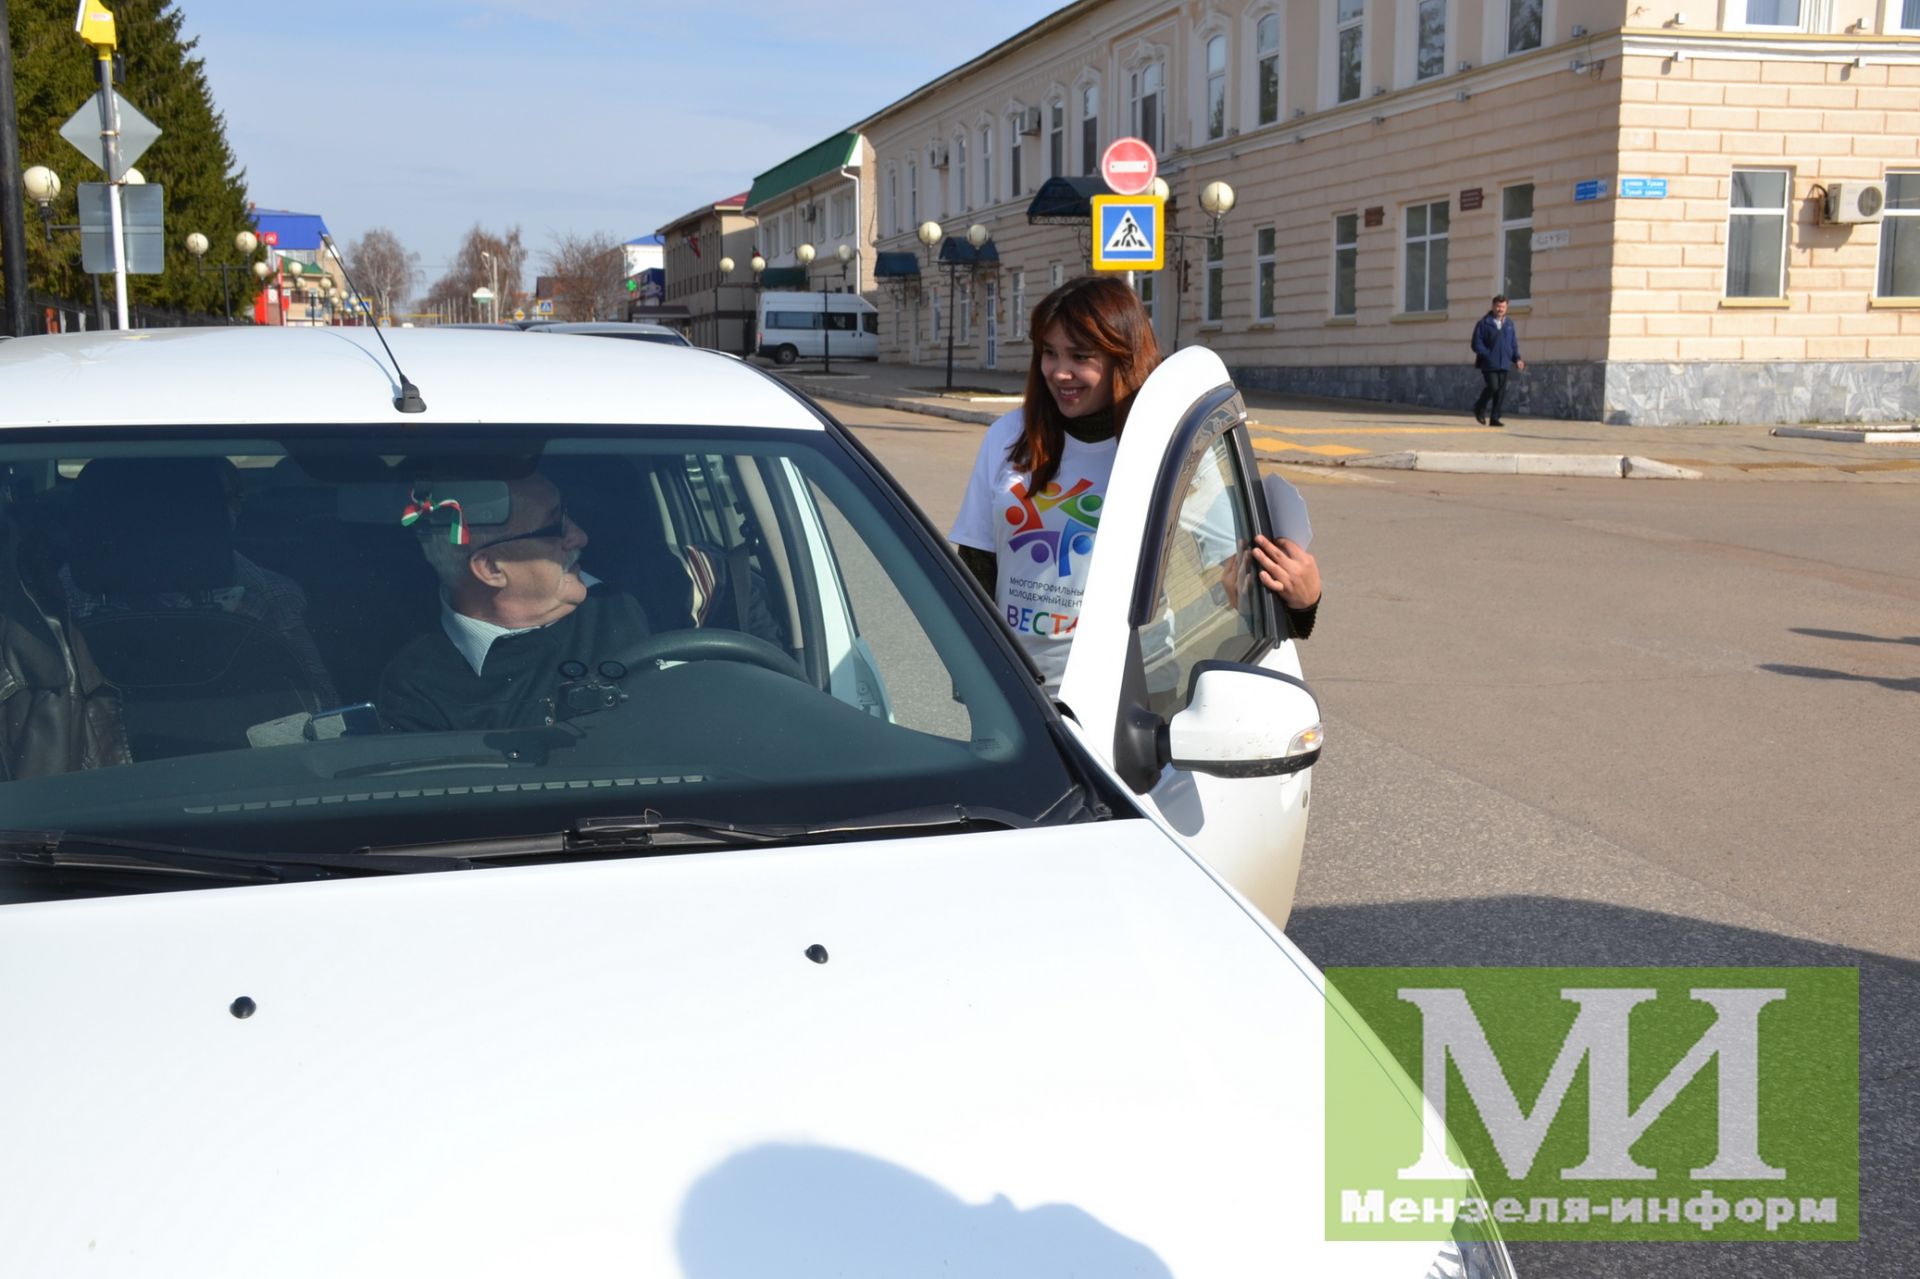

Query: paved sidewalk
[[774, 361, 1920, 484]]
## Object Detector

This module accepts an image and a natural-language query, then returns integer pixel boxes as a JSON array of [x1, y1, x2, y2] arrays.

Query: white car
[[0, 328, 1509, 1278]]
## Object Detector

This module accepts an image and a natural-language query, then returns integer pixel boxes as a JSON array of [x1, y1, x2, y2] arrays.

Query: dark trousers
[[1474, 369, 1509, 422]]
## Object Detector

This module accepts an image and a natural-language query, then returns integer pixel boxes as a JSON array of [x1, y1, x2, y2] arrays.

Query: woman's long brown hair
[[1012, 275, 1161, 493]]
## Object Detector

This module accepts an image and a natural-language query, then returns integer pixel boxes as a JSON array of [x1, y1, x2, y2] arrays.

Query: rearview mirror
[[1167, 663, 1322, 778]]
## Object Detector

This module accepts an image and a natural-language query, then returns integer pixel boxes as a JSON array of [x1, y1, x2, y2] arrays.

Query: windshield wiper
[[358, 804, 1040, 863], [0, 830, 475, 883]]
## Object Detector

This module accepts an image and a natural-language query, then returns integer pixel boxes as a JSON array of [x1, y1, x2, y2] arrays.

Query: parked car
[[0, 327, 1508, 1278], [524, 320, 693, 346], [756, 288, 880, 364]]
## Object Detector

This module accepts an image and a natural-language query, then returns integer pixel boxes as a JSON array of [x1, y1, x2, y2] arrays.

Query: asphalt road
[[827, 396, 1916, 1279]]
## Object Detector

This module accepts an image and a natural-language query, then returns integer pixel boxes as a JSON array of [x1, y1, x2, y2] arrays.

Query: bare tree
[[544, 232, 627, 322], [419, 224, 530, 323], [344, 228, 419, 324]]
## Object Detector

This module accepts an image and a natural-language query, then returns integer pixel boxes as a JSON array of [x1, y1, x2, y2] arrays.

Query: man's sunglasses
[[471, 509, 569, 553]]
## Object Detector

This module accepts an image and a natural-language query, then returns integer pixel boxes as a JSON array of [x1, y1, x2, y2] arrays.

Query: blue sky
[[179, 0, 1057, 286]]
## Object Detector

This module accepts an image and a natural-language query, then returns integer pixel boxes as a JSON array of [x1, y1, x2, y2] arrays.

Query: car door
[[1056, 346, 1315, 928]]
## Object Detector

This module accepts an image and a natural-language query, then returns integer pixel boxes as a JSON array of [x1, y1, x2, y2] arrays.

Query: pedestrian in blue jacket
[[1470, 295, 1525, 426]]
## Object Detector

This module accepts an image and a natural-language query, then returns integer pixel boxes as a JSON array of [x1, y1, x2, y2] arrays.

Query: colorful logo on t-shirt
[[1004, 478, 1103, 578]]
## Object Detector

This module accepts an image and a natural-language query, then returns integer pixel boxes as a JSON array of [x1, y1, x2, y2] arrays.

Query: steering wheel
[[610, 628, 808, 683]]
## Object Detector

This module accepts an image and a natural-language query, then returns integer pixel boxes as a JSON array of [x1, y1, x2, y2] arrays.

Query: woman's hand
[[1251, 535, 1321, 609]]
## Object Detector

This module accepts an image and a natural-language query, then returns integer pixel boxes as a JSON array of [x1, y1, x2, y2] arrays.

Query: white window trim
[[1876, 169, 1920, 296], [1483, 0, 1557, 63], [885, 166, 898, 237], [1725, 166, 1792, 299], [1402, 197, 1450, 314], [907, 161, 919, 228], [1332, 212, 1360, 317], [1885, 0, 1920, 32], [954, 133, 968, 214], [1046, 91, 1067, 180], [1247, 6, 1284, 128], [1398, 0, 1452, 85], [1721, 0, 1809, 32], [978, 118, 995, 208], [1196, 25, 1232, 145], [1075, 70, 1103, 175], [1253, 223, 1277, 320], [1006, 100, 1030, 200], [1323, 0, 1370, 108], [1119, 39, 1171, 154], [1498, 182, 1534, 304]]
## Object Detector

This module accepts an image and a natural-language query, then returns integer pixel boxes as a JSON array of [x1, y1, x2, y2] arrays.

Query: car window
[[0, 427, 1072, 877], [1138, 416, 1272, 721]]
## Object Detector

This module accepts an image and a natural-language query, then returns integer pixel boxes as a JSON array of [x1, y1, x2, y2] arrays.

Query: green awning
[[746, 132, 861, 209]]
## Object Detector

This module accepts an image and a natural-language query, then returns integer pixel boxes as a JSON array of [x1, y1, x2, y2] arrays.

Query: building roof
[[745, 133, 861, 211], [657, 192, 751, 237], [249, 209, 332, 251], [624, 234, 665, 247]]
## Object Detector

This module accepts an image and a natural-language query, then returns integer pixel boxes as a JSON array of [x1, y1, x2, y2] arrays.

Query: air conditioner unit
[[1018, 107, 1042, 135], [929, 143, 950, 169], [1824, 182, 1885, 224]]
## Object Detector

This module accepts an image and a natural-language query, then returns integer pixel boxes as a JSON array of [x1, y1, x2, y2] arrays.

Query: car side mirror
[[1167, 662, 1322, 778]]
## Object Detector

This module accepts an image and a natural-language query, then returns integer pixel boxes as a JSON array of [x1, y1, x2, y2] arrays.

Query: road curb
[[1343, 451, 1702, 479], [788, 384, 1001, 426], [1770, 426, 1920, 445]]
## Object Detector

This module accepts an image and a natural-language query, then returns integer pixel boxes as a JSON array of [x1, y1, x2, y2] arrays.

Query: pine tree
[[5, 1, 253, 318]]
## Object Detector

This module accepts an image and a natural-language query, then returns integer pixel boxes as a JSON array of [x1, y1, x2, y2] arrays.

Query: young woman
[[950, 275, 1321, 689]]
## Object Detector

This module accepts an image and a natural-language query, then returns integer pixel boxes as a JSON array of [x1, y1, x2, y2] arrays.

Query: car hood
[[0, 820, 1436, 1277]]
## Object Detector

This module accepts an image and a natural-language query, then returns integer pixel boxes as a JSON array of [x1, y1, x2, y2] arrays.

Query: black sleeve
[[956, 545, 997, 598], [1285, 596, 1319, 642]]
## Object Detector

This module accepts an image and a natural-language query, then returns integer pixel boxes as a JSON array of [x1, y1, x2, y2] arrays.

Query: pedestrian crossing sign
[[1091, 194, 1165, 271]]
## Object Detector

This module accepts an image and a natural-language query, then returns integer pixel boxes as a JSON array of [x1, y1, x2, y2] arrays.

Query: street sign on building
[[1099, 137, 1158, 196], [1090, 194, 1165, 271]]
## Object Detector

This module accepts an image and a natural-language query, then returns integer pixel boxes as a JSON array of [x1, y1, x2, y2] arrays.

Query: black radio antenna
[[320, 233, 426, 413]]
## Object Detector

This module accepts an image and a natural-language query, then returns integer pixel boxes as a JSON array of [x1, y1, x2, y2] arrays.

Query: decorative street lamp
[[22, 165, 110, 330], [1164, 178, 1239, 352], [918, 220, 991, 391], [748, 252, 766, 357], [715, 255, 735, 352]]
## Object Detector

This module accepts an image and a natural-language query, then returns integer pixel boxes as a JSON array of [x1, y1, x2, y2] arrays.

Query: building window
[[1137, 272, 1156, 324], [958, 284, 973, 343], [1081, 83, 1100, 174], [1726, 168, 1790, 298], [1204, 233, 1226, 321], [1130, 61, 1164, 153], [1500, 183, 1533, 303], [1404, 199, 1449, 313], [1205, 36, 1228, 141], [1009, 117, 1024, 197], [981, 124, 994, 206], [1507, 0, 1543, 51], [1333, 214, 1358, 316], [1012, 269, 1028, 338], [1417, 0, 1447, 80], [886, 170, 898, 236], [1256, 15, 1281, 125], [1876, 171, 1919, 296], [1255, 224, 1277, 319], [1337, 0, 1365, 103], [1049, 100, 1065, 177], [955, 135, 968, 212], [1740, 0, 1801, 26], [1897, 0, 1920, 32], [908, 162, 918, 226]]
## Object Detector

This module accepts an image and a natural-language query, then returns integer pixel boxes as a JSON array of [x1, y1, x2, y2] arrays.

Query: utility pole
[[0, 0, 33, 337], [75, 1, 128, 328]]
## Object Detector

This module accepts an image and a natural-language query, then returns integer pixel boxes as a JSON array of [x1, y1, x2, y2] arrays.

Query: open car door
[[1057, 346, 1321, 928]]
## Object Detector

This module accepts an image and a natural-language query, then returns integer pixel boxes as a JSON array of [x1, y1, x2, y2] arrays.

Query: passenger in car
[[377, 472, 653, 733], [60, 458, 339, 708]]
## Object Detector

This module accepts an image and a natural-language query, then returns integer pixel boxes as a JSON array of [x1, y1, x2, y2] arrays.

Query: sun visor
[[336, 479, 514, 529]]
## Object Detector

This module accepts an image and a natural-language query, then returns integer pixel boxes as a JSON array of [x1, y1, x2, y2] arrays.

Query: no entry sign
[[1100, 137, 1158, 196]]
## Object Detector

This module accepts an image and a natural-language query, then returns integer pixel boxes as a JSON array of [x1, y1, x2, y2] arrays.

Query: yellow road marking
[[1248, 424, 1503, 435], [1254, 440, 1372, 457]]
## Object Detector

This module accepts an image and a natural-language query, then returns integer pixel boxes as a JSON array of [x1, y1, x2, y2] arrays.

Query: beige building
[[741, 132, 880, 315], [660, 193, 756, 352], [851, 0, 1919, 424]]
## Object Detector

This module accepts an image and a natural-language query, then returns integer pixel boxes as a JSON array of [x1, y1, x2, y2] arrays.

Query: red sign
[[1460, 188, 1485, 211], [1100, 136, 1158, 196], [261, 231, 279, 247]]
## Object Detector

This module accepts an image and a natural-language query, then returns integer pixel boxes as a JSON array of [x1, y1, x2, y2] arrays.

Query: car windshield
[[0, 425, 1081, 877]]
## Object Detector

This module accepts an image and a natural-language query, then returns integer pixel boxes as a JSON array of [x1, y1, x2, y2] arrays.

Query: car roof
[[0, 327, 822, 430], [527, 321, 684, 337]]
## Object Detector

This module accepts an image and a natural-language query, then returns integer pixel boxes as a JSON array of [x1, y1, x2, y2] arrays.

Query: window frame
[[1499, 182, 1534, 305], [954, 134, 968, 213], [1048, 98, 1066, 178], [1335, 0, 1366, 105], [1724, 167, 1792, 300], [1009, 112, 1025, 199], [1402, 197, 1450, 314], [1080, 79, 1101, 175], [1415, 0, 1449, 81], [1205, 34, 1229, 142], [980, 122, 995, 207], [1874, 169, 1920, 299], [1727, 0, 1804, 31], [1254, 224, 1277, 321], [1129, 58, 1166, 154], [1254, 11, 1282, 126], [1505, 0, 1544, 53], [1332, 212, 1359, 318], [1203, 232, 1227, 323], [1889, 0, 1920, 33]]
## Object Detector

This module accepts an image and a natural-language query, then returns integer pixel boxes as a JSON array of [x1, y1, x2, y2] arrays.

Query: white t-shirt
[[950, 409, 1117, 688]]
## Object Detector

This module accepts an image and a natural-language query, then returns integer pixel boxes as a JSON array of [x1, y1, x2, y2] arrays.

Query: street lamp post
[[480, 249, 500, 324], [1165, 178, 1238, 353], [796, 242, 826, 373], [714, 255, 734, 352], [748, 253, 766, 358], [23, 164, 109, 330], [918, 220, 990, 392]]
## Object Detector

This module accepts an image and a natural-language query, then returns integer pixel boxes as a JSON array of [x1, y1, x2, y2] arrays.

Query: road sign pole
[[93, 66, 129, 329]]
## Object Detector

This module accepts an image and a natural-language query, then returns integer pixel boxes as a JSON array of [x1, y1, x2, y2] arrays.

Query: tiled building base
[[1228, 361, 1920, 427]]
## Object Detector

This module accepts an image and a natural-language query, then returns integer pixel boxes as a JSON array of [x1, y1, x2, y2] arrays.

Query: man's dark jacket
[[1471, 313, 1522, 370]]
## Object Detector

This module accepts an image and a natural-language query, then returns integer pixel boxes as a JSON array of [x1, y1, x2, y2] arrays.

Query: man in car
[[378, 472, 653, 733]]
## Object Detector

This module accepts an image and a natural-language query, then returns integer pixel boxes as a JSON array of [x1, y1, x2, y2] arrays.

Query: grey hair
[[416, 525, 474, 591]]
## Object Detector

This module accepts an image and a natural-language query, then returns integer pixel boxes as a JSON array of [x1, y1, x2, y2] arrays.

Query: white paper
[[1262, 472, 1313, 549]]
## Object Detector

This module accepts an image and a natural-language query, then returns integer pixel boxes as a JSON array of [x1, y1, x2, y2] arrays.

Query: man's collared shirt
[[439, 572, 601, 676]]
